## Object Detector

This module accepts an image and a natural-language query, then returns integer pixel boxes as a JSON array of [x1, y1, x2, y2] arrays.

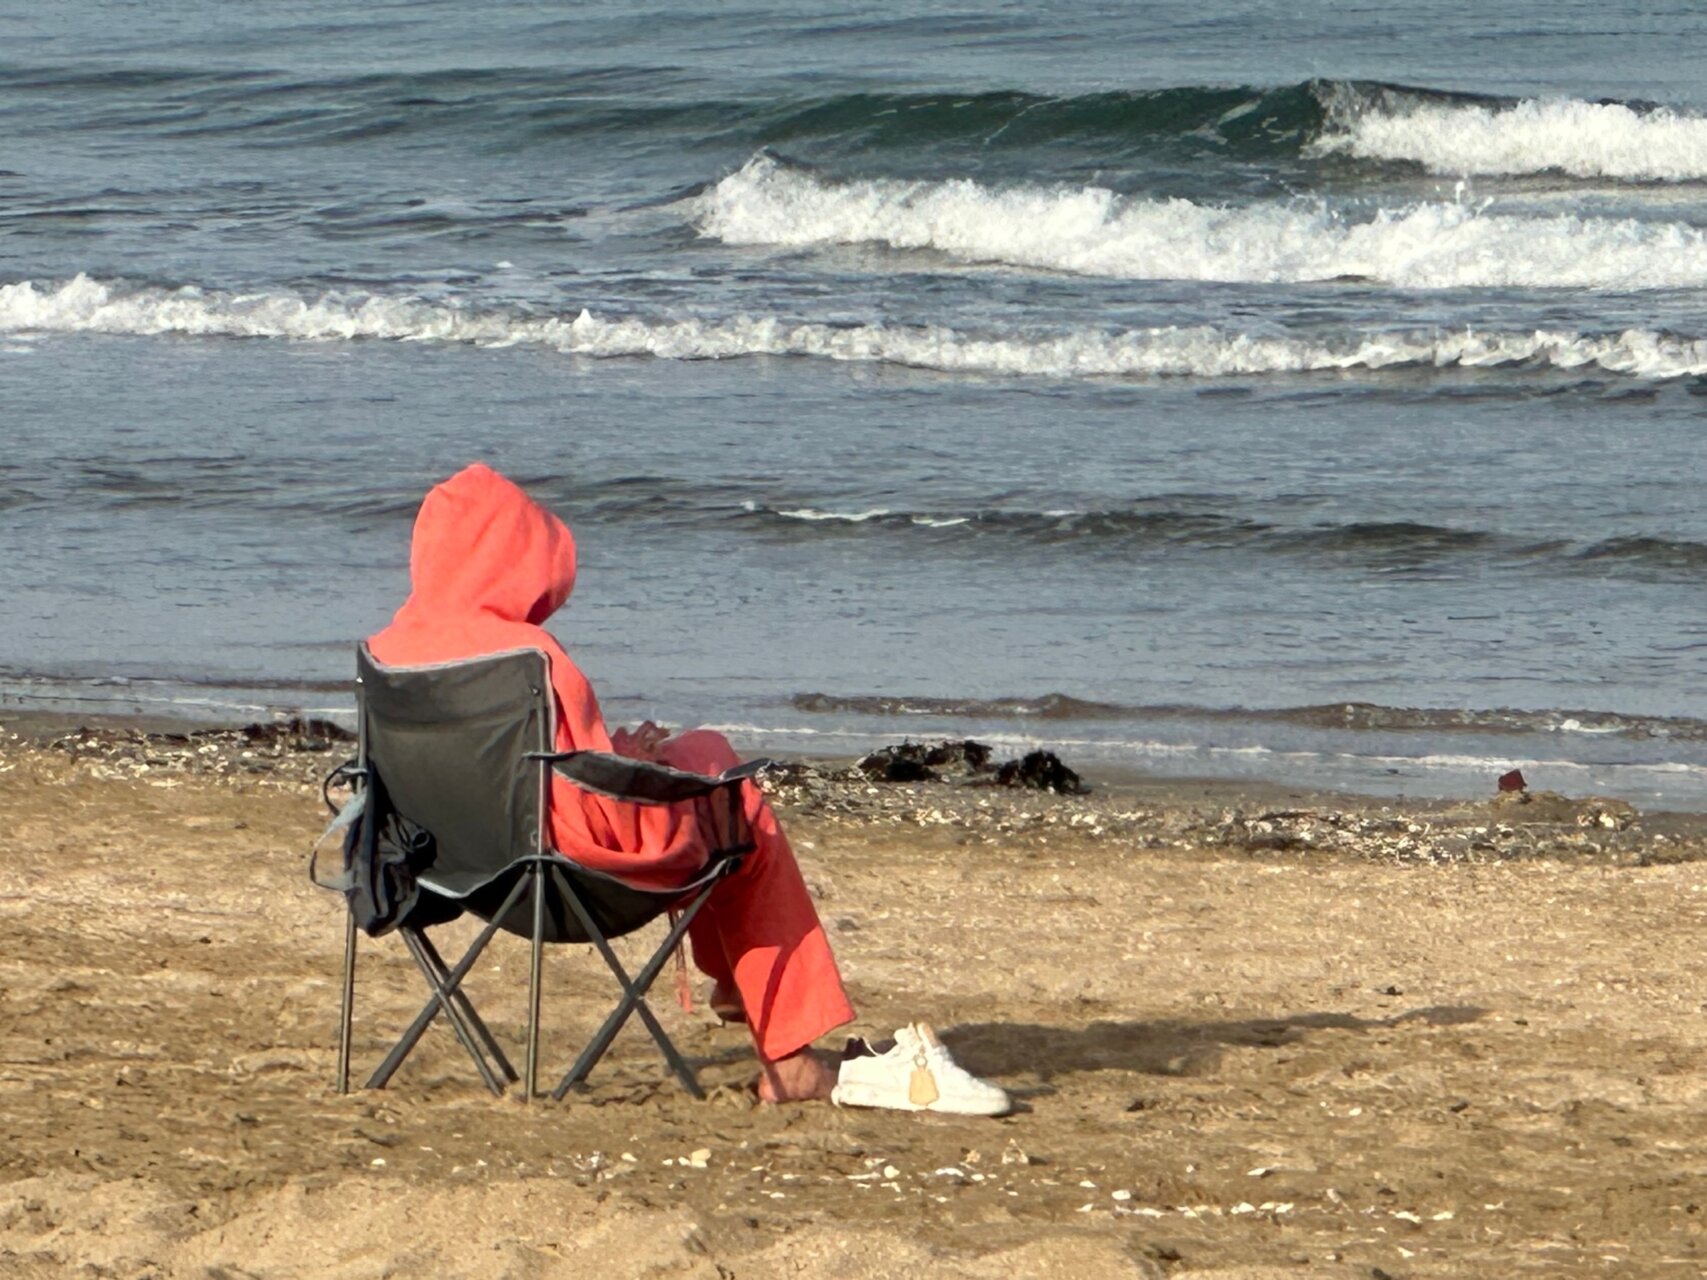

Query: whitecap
[[1314, 96, 1707, 182], [7, 273, 1707, 381], [692, 154, 1707, 290], [773, 506, 892, 522]]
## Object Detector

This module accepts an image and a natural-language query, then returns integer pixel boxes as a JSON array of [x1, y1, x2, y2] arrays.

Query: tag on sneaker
[[908, 1062, 940, 1107]]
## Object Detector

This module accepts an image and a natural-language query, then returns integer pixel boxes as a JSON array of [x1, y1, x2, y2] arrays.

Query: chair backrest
[[355, 643, 697, 946], [356, 644, 551, 900]]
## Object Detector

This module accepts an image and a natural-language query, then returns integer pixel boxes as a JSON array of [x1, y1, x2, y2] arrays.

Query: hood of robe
[[397, 462, 577, 626]]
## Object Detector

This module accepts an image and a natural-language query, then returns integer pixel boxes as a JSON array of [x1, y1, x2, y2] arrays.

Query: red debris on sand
[[1497, 768, 1527, 793]]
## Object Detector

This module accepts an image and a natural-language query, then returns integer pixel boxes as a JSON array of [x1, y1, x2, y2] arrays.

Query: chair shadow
[[942, 1004, 1488, 1091]]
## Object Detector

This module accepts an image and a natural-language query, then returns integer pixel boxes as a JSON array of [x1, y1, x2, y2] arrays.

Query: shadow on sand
[[943, 1004, 1487, 1091]]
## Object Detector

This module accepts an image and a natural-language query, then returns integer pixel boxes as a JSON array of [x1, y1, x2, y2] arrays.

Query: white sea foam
[[1352, 750, 1707, 784], [1553, 718, 1624, 736], [7, 274, 1707, 380], [1315, 96, 1707, 181], [695, 154, 1707, 289], [775, 506, 891, 522]]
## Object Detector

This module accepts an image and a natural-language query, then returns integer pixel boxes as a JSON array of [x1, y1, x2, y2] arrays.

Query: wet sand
[[3, 717, 1707, 1278]]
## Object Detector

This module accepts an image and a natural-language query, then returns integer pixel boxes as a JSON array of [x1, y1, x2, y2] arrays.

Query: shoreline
[[7, 707, 1706, 860], [11, 680, 1707, 817]]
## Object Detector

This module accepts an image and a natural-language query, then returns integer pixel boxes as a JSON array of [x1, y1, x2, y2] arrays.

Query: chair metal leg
[[551, 870, 722, 1100], [414, 932, 519, 1083], [365, 874, 530, 1091], [336, 909, 357, 1095], [400, 930, 505, 1096], [561, 890, 711, 1098], [525, 861, 546, 1101], [624, 894, 716, 1096]]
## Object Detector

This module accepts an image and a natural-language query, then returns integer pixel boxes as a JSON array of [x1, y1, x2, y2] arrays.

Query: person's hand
[[611, 720, 669, 761]]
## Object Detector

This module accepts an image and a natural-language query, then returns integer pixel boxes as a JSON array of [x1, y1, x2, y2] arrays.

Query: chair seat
[[425, 855, 724, 946]]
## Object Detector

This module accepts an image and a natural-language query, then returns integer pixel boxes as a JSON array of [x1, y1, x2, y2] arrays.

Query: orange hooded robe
[[368, 463, 853, 1061]]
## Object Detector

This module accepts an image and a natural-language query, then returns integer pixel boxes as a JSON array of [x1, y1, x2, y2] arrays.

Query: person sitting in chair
[[369, 463, 1008, 1114]]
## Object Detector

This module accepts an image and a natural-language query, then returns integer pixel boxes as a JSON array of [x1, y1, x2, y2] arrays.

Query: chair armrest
[[532, 750, 772, 804]]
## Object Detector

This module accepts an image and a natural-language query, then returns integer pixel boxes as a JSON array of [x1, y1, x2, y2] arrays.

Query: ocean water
[[3, 1, 1706, 806]]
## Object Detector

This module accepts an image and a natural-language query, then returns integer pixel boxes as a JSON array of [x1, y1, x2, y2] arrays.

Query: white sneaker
[[831, 1022, 1012, 1116]]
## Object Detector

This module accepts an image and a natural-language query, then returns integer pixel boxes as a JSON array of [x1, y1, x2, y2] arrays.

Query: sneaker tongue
[[913, 1021, 943, 1049]]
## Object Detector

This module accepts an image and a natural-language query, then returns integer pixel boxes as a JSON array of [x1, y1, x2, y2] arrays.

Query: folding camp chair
[[314, 644, 768, 1101]]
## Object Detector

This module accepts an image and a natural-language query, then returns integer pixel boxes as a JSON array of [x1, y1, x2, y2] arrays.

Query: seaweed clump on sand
[[854, 738, 1087, 794]]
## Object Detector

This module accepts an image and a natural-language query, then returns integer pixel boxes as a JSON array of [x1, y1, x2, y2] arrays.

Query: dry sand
[[4, 719, 1707, 1278]]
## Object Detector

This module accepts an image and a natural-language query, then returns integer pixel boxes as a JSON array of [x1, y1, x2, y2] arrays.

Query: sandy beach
[[4, 716, 1707, 1279]]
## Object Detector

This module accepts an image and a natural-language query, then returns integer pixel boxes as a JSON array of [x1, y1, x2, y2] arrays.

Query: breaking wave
[[1314, 88, 1707, 181], [697, 154, 1707, 289], [7, 275, 1707, 381]]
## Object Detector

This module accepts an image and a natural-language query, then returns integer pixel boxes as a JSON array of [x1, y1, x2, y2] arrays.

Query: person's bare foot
[[757, 1048, 836, 1102]]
